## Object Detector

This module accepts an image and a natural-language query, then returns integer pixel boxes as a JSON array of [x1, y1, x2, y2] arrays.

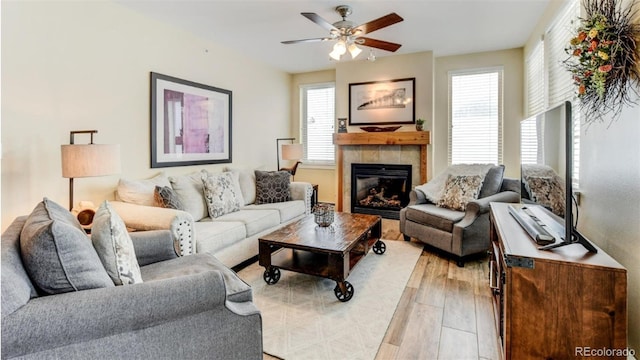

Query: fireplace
[[351, 163, 412, 220]]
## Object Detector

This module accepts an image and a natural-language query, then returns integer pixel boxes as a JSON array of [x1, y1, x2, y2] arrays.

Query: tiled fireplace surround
[[333, 131, 430, 212]]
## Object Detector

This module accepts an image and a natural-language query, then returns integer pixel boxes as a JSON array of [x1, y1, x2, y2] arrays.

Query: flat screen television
[[517, 101, 596, 252]]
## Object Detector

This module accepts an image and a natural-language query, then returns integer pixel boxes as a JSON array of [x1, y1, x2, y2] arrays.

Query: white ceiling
[[115, 0, 551, 74]]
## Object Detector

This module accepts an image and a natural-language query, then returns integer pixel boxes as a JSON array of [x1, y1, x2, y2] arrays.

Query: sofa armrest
[[110, 201, 196, 256], [457, 191, 520, 228], [290, 181, 313, 215], [1, 271, 233, 358], [129, 230, 178, 266], [408, 189, 429, 206]]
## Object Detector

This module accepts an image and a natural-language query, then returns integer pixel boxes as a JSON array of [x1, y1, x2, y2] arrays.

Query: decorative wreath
[[564, 0, 640, 125]]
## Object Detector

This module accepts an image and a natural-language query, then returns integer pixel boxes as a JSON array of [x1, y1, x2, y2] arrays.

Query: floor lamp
[[61, 130, 121, 211], [276, 137, 303, 177]]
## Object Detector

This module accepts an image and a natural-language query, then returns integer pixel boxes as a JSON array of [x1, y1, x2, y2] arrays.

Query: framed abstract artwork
[[150, 72, 232, 168], [349, 78, 415, 125]]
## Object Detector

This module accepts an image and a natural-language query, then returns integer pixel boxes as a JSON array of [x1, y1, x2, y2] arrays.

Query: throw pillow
[[116, 172, 171, 207], [415, 164, 494, 204], [19, 198, 114, 295], [154, 185, 185, 210], [201, 172, 243, 218], [168, 170, 210, 221], [524, 175, 566, 217], [437, 175, 484, 211], [255, 170, 291, 204], [224, 167, 256, 205], [478, 165, 505, 198], [91, 201, 143, 285]]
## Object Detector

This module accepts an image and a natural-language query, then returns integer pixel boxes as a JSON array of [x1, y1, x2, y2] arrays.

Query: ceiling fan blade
[[301, 12, 338, 32], [359, 37, 402, 52], [354, 13, 403, 35], [281, 37, 332, 44]]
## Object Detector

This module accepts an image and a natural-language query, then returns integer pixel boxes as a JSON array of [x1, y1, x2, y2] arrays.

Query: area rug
[[237, 240, 423, 360]]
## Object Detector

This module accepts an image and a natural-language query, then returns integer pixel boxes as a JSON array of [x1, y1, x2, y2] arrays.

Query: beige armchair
[[399, 165, 520, 266]]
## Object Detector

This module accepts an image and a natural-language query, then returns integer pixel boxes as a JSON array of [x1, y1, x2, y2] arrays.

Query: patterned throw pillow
[[91, 201, 143, 285], [202, 172, 243, 218], [154, 185, 185, 210], [525, 176, 566, 216], [255, 170, 291, 204], [437, 175, 484, 211]]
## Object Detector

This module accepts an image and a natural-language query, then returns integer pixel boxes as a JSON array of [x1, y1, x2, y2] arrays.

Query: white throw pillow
[[201, 172, 244, 218], [116, 172, 171, 207], [415, 164, 494, 203], [169, 170, 211, 221], [224, 167, 256, 205], [91, 201, 143, 285]]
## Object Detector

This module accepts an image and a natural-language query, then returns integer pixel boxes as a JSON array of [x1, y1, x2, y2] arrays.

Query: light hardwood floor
[[263, 218, 501, 360], [376, 219, 501, 360]]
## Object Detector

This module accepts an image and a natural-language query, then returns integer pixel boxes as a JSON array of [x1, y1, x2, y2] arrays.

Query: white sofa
[[110, 168, 313, 268]]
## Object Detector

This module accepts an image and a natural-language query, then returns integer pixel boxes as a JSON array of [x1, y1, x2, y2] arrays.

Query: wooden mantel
[[333, 131, 430, 211]]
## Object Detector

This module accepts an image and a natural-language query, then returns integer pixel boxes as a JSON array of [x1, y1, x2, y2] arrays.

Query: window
[[526, 39, 545, 116], [300, 83, 335, 165], [448, 68, 503, 165]]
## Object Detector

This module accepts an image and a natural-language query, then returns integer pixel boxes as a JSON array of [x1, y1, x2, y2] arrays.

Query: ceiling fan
[[281, 5, 403, 61]]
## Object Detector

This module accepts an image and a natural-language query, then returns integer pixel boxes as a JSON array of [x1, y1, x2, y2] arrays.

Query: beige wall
[[524, 0, 640, 351], [1, 1, 291, 229], [434, 48, 524, 178]]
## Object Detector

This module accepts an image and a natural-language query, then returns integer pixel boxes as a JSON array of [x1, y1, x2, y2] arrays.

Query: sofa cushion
[[212, 209, 280, 237], [169, 170, 210, 222], [194, 220, 247, 255], [91, 201, 143, 285], [438, 175, 484, 211], [255, 170, 291, 204], [19, 198, 114, 295], [225, 167, 256, 205], [154, 185, 185, 210], [202, 172, 244, 218], [479, 165, 505, 199], [141, 253, 252, 303], [1, 216, 38, 318], [243, 200, 305, 223], [404, 204, 465, 233], [116, 172, 171, 207]]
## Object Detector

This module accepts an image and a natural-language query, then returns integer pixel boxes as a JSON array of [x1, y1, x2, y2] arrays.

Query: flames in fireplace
[[351, 164, 412, 220]]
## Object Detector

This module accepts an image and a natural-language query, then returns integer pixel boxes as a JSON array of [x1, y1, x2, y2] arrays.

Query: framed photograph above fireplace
[[349, 78, 415, 125], [150, 72, 232, 168]]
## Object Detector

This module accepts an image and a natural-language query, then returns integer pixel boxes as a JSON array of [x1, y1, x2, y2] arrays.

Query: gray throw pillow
[[19, 198, 114, 295], [91, 201, 143, 285], [255, 170, 292, 204], [479, 165, 505, 198], [154, 185, 185, 210]]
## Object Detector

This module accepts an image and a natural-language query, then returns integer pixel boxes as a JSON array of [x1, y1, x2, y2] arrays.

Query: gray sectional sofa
[[1, 202, 262, 359], [111, 168, 313, 267]]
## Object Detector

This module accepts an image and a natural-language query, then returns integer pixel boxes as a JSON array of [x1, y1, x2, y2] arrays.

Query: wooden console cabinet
[[489, 203, 627, 359]]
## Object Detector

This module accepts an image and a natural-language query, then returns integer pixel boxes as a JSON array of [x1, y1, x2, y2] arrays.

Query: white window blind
[[545, 0, 580, 188], [301, 83, 335, 165], [448, 68, 503, 165], [526, 39, 545, 116], [520, 116, 539, 165]]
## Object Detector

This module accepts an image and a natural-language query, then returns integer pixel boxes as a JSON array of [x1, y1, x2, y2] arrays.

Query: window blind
[[301, 83, 335, 164], [448, 69, 503, 165], [526, 39, 545, 116], [545, 0, 580, 188]]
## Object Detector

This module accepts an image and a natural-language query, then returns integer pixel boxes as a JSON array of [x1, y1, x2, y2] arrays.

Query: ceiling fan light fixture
[[367, 49, 376, 62], [329, 49, 342, 61], [348, 43, 362, 59], [333, 40, 347, 55]]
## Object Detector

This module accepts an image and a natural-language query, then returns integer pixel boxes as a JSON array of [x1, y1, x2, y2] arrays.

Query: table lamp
[[276, 138, 303, 177], [61, 130, 121, 210]]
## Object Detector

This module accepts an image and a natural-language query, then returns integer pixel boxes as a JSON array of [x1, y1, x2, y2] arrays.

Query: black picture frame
[[348, 78, 415, 125], [150, 72, 232, 168]]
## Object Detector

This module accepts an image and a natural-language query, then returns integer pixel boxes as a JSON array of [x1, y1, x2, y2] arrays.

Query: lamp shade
[[281, 143, 303, 161], [61, 144, 121, 178]]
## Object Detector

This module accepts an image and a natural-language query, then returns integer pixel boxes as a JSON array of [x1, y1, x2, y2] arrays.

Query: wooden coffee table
[[258, 212, 384, 302]]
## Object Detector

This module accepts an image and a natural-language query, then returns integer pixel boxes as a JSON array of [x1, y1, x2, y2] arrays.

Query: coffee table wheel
[[263, 266, 281, 285], [373, 240, 386, 254], [334, 281, 354, 302]]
